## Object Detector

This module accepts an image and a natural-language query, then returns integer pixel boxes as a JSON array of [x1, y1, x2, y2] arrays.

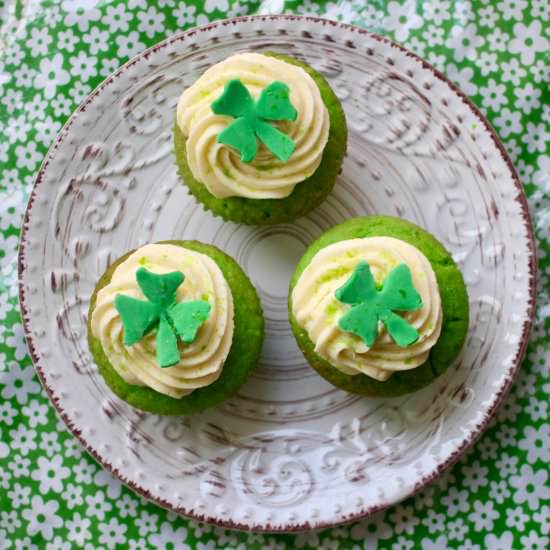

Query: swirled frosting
[[291, 237, 443, 381], [176, 52, 330, 199], [91, 244, 234, 398]]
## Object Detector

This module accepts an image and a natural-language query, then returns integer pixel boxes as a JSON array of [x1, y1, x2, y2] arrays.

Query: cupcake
[[87, 241, 263, 415], [288, 216, 469, 397], [175, 52, 347, 225]]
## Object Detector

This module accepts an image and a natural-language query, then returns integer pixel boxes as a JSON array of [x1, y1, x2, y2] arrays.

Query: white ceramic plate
[[19, 16, 535, 531]]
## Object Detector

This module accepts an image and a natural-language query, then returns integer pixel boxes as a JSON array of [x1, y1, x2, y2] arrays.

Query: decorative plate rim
[[18, 14, 537, 532]]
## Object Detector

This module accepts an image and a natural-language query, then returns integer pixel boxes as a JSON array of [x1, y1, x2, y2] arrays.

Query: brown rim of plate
[[18, 14, 537, 533]]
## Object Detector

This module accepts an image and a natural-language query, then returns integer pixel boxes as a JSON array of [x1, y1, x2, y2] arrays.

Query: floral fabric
[[0, 0, 549, 548]]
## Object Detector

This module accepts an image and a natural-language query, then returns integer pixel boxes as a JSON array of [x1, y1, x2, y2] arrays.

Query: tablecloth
[[0, 1, 548, 548]]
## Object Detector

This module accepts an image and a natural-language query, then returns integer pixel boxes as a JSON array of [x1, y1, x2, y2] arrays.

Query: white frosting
[[91, 244, 234, 398], [176, 52, 330, 199], [291, 237, 443, 381]]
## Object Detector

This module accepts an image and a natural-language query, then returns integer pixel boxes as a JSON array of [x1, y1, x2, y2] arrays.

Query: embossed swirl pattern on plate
[[19, 17, 534, 530]]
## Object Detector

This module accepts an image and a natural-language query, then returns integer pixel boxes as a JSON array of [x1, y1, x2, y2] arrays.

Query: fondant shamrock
[[114, 268, 211, 368], [335, 261, 423, 348], [211, 79, 297, 163]]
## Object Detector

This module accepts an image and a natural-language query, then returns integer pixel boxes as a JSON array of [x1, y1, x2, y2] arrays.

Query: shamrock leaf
[[211, 79, 297, 163], [335, 262, 423, 348], [114, 267, 211, 368]]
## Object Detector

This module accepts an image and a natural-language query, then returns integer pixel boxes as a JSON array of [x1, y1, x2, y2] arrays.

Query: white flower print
[[534, 506, 550, 535], [496, 424, 517, 447], [62, 0, 101, 32], [461, 461, 489, 492], [6, 115, 30, 144], [447, 518, 467, 541], [149, 522, 190, 549], [478, 437, 499, 460], [422, 510, 445, 534], [468, 500, 499, 531], [8, 454, 30, 478], [485, 532, 514, 550], [73, 458, 97, 484], [62, 483, 84, 508], [426, 53, 446, 72], [21, 399, 48, 428], [2, 89, 23, 114], [128, 540, 148, 550], [83, 27, 109, 55], [13, 538, 35, 550], [14, 64, 37, 88], [423, 25, 444, 45], [322, 2, 357, 23], [494, 108, 522, 138], [502, 58, 527, 86], [70, 51, 98, 82], [525, 398, 548, 421], [85, 490, 112, 521], [392, 536, 414, 550], [497, 0, 527, 20], [510, 464, 550, 510], [515, 83, 542, 115], [0, 169, 19, 193], [158, 0, 176, 6], [31, 455, 70, 494], [56, 30, 79, 54], [424, 0, 450, 23], [35, 54, 70, 99], [383, 1, 423, 42], [520, 531, 549, 550], [8, 483, 31, 508], [446, 63, 477, 96], [69, 81, 91, 104], [21, 496, 62, 541], [454, 0, 473, 23], [4, 42, 23, 65], [388, 505, 419, 535], [25, 95, 47, 120], [129, 0, 148, 8], [532, 0, 550, 19], [204, 0, 228, 13], [99, 58, 120, 78], [519, 424, 550, 463], [446, 24, 484, 62], [98, 517, 127, 550], [118, 494, 139, 518], [45, 536, 71, 550], [523, 122, 550, 155], [479, 79, 507, 112], [136, 510, 159, 536], [476, 52, 497, 76], [226, 1, 248, 17], [28, 28, 53, 56], [35, 118, 62, 147], [0, 362, 40, 405], [137, 6, 166, 38], [509, 21, 549, 65], [51, 96, 73, 117], [0, 190, 25, 230], [497, 392, 521, 421], [420, 535, 448, 550], [489, 480, 511, 504], [350, 511, 392, 544], [441, 488, 470, 517], [94, 470, 122, 499], [66, 513, 91, 545], [487, 28, 509, 52], [101, 4, 132, 32], [64, 437, 83, 459], [116, 31, 146, 59], [0, 511, 21, 534], [0, 469, 8, 490], [39, 432, 61, 458], [478, 6, 498, 26]]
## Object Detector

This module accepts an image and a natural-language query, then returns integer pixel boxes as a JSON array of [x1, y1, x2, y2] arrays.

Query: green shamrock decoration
[[211, 79, 297, 163], [114, 268, 211, 368], [335, 261, 423, 348]]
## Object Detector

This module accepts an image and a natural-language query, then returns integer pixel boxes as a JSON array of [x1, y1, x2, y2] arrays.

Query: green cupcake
[[288, 216, 469, 397], [87, 240, 263, 415], [174, 51, 347, 225]]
